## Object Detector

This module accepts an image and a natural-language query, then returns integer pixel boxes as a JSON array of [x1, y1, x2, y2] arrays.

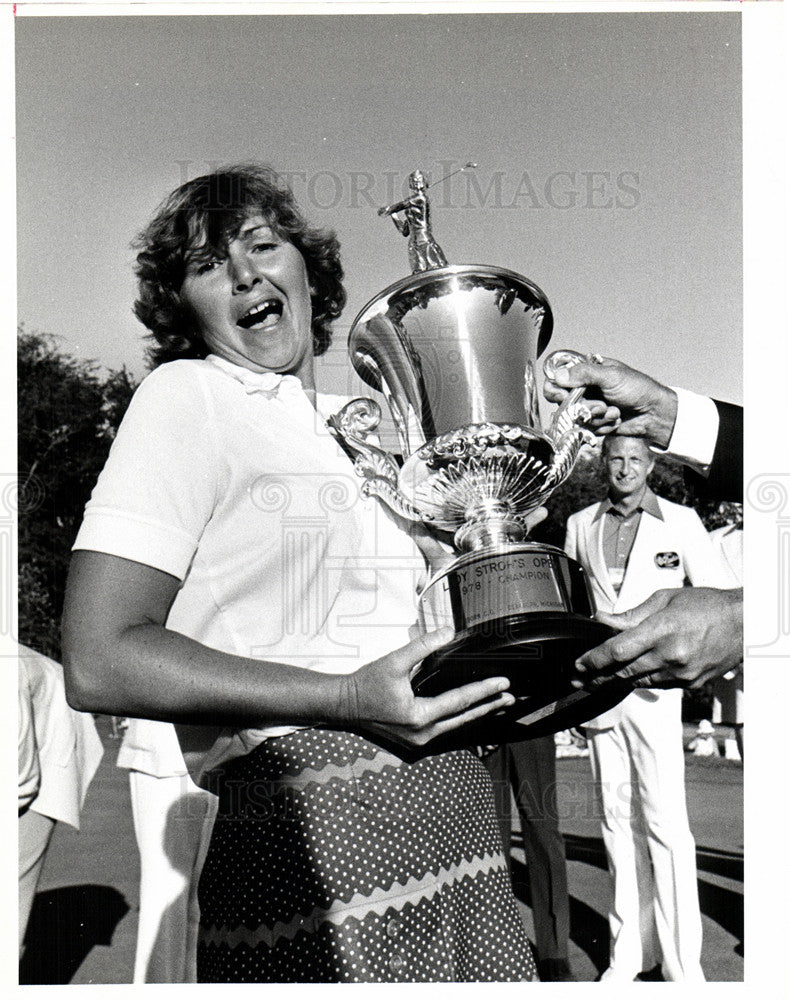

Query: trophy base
[[414, 543, 630, 743], [412, 613, 628, 743]]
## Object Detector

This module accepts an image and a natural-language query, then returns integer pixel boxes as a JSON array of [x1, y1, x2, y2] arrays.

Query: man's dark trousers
[[484, 736, 571, 980]]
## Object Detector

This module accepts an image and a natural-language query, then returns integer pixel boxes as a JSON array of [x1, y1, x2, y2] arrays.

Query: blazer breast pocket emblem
[[655, 551, 680, 569]]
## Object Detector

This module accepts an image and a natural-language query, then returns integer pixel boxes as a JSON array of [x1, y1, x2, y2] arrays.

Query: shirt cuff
[[656, 387, 719, 474], [73, 506, 197, 580]]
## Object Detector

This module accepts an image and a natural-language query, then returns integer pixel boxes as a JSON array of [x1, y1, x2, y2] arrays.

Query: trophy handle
[[542, 350, 599, 488], [326, 398, 427, 524]]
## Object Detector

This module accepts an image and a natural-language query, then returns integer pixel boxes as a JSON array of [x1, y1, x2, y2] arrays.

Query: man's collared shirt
[[593, 486, 664, 593]]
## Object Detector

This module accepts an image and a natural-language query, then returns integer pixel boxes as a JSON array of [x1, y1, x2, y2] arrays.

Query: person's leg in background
[[18, 809, 56, 955], [588, 723, 658, 981], [481, 746, 514, 863], [625, 691, 705, 983], [509, 736, 573, 981], [129, 770, 215, 983], [182, 787, 219, 983]]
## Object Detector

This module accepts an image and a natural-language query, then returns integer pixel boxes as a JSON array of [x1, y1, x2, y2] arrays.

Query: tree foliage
[[17, 327, 137, 658]]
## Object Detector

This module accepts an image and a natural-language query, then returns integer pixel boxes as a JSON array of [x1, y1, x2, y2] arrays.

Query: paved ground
[[20, 717, 743, 984], [513, 752, 744, 983]]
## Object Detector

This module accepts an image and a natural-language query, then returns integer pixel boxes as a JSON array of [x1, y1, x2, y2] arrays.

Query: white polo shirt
[[74, 355, 426, 769]]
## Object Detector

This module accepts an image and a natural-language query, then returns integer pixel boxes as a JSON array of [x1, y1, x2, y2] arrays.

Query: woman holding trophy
[[61, 165, 540, 983]]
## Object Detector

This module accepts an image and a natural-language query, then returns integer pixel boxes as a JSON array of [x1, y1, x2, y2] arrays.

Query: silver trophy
[[329, 167, 628, 741]]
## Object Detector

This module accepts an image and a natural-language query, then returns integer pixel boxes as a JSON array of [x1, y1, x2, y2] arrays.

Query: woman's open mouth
[[237, 298, 284, 330]]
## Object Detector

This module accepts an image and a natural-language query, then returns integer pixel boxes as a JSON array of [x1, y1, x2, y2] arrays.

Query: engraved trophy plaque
[[329, 167, 628, 741]]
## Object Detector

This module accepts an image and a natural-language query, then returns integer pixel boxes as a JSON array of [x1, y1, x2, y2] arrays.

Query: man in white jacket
[[564, 435, 730, 982]]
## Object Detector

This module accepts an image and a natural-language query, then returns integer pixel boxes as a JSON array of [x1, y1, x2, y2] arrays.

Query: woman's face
[[180, 213, 314, 380]]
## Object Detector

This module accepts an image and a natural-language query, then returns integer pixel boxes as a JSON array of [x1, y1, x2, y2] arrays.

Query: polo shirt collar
[[206, 354, 305, 399], [592, 485, 663, 522]]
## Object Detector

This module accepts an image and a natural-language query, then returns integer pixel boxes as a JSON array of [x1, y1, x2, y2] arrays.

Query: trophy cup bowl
[[328, 173, 629, 742]]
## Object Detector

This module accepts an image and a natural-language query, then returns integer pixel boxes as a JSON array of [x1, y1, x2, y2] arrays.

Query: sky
[[15, 10, 743, 408]]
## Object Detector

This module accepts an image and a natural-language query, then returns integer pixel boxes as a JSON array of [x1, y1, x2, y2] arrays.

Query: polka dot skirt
[[197, 728, 537, 983]]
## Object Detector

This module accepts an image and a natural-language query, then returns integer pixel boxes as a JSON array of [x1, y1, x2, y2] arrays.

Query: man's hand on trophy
[[339, 628, 515, 748], [570, 587, 743, 690], [543, 355, 679, 449]]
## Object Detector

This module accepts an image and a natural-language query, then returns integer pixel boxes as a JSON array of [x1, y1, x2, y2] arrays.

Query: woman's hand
[[339, 628, 514, 748]]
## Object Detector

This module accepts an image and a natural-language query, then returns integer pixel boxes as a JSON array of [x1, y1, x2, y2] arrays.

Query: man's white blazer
[[564, 495, 731, 729]]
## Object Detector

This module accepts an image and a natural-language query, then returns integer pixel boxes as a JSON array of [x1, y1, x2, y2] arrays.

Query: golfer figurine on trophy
[[329, 166, 628, 740], [378, 167, 449, 272]]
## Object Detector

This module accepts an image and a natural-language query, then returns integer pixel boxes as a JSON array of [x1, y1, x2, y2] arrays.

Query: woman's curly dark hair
[[133, 164, 346, 368]]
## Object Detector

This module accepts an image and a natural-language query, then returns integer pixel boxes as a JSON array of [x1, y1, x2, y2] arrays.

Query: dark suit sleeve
[[684, 400, 743, 502]]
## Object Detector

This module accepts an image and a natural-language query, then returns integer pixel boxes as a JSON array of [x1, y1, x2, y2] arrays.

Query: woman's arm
[[62, 550, 514, 747]]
